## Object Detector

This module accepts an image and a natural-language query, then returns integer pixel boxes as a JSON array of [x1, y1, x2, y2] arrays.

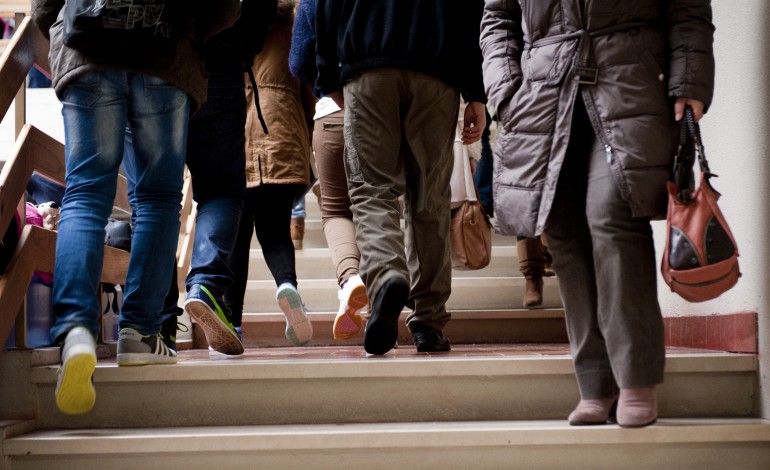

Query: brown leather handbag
[[450, 172, 493, 271], [661, 106, 740, 302]]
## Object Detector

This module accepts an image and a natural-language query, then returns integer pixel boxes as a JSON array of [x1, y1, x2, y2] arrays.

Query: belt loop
[[572, 30, 598, 85]]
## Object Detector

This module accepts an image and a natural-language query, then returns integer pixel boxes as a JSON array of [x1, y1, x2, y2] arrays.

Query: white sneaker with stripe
[[117, 327, 178, 366]]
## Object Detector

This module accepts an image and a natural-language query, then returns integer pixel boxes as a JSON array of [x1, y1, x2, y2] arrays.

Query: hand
[[462, 101, 487, 145], [329, 90, 344, 109], [675, 98, 705, 122]]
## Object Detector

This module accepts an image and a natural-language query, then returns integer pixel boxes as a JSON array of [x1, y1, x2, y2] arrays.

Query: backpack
[[62, 0, 183, 53]]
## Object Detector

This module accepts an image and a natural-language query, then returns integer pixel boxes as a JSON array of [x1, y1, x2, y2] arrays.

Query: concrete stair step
[[250, 218, 521, 250], [249, 246, 525, 279], [241, 276, 561, 313], [228, 309, 567, 348], [239, 308, 568, 347], [6, 419, 770, 469], [26, 346, 757, 430]]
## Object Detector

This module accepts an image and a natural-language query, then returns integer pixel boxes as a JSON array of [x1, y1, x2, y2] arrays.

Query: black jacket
[[31, 0, 240, 111], [315, 0, 487, 103], [206, 0, 278, 73]]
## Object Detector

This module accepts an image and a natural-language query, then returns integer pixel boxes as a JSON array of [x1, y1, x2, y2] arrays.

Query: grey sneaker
[[276, 282, 313, 346], [55, 326, 97, 415], [117, 328, 178, 366], [184, 284, 244, 356]]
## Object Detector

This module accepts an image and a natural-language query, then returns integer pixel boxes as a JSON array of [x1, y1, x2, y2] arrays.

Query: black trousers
[[225, 183, 304, 326]]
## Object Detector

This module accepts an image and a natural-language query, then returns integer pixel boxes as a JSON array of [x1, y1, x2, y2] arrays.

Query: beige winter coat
[[244, 1, 312, 189], [480, 0, 715, 237]]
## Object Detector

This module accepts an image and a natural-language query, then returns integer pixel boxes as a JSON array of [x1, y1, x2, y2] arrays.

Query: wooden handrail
[[0, 225, 130, 348], [0, 1, 30, 17], [0, 16, 49, 123], [0, 12, 195, 349]]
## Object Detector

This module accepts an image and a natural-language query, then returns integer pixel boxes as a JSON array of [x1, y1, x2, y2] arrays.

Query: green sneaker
[[184, 284, 244, 356]]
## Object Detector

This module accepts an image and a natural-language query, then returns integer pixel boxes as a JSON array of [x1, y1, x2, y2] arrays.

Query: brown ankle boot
[[517, 237, 545, 307], [290, 218, 305, 250], [540, 235, 555, 277]]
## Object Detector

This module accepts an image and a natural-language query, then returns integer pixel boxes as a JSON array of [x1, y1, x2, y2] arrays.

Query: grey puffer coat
[[480, 0, 715, 237]]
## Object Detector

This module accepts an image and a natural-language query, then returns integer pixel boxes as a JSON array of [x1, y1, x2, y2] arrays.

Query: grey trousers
[[342, 68, 459, 331], [544, 100, 665, 399]]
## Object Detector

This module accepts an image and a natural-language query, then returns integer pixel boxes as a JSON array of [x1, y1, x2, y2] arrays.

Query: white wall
[[653, 0, 770, 418]]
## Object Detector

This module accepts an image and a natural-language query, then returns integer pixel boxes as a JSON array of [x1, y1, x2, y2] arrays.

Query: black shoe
[[411, 324, 451, 353], [364, 276, 410, 355]]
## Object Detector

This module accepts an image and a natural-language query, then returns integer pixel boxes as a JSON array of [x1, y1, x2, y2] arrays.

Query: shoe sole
[[364, 277, 409, 355], [333, 283, 368, 340], [617, 417, 658, 428], [185, 299, 244, 356], [415, 341, 451, 353], [277, 287, 313, 346], [55, 352, 97, 415], [117, 353, 178, 366]]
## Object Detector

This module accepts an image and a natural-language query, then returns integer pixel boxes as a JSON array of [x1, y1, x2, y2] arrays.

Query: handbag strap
[[672, 105, 715, 202], [466, 158, 491, 222]]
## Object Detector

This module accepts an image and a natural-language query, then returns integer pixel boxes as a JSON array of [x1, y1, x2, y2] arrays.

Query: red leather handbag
[[661, 106, 740, 302]]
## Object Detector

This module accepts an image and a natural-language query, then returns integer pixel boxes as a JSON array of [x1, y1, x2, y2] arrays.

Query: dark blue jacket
[[289, 0, 318, 86], [315, 0, 487, 103]]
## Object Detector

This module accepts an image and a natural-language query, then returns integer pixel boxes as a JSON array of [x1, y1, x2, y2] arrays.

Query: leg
[[224, 188, 258, 329], [313, 110, 367, 340], [314, 111, 361, 285], [544, 99, 618, 403], [123, 124, 182, 351], [51, 70, 128, 414], [583, 121, 664, 429], [253, 184, 313, 346], [185, 70, 246, 294], [517, 236, 546, 308], [291, 197, 305, 250], [52, 71, 127, 344], [474, 107, 494, 216], [252, 185, 303, 287], [181, 70, 247, 355], [343, 68, 412, 355], [117, 73, 188, 365], [400, 71, 458, 353]]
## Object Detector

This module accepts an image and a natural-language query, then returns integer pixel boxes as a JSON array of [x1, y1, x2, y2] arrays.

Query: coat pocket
[[523, 39, 578, 86]]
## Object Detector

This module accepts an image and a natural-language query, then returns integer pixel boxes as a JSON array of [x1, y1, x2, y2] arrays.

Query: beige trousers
[[342, 68, 459, 331]]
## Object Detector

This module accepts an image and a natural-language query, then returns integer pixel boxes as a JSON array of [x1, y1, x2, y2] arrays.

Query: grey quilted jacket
[[480, 0, 715, 236]]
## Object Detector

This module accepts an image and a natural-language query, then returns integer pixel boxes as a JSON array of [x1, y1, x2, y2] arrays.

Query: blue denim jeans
[[291, 196, 306, 219], [183, 69, 247, 297], [50, 71, 189, 343], [473, 108, 494, 216]]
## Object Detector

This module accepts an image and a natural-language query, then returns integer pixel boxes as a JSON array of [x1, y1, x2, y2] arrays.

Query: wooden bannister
[[0, 15, 133, 349], [0, 13, 196, 350]]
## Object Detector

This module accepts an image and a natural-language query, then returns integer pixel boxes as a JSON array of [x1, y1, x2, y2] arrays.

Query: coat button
[[658, 73, 665, 81]]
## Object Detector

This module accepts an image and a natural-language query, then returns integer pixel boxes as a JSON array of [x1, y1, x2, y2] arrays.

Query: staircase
[[2, 193, 770, 469]]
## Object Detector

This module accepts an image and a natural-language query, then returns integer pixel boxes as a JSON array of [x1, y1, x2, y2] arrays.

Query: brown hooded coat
[[244, 0, 312, 189]]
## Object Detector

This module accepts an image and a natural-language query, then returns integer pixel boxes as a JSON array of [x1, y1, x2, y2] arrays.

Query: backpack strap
[[245, 66, 269, 135]]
